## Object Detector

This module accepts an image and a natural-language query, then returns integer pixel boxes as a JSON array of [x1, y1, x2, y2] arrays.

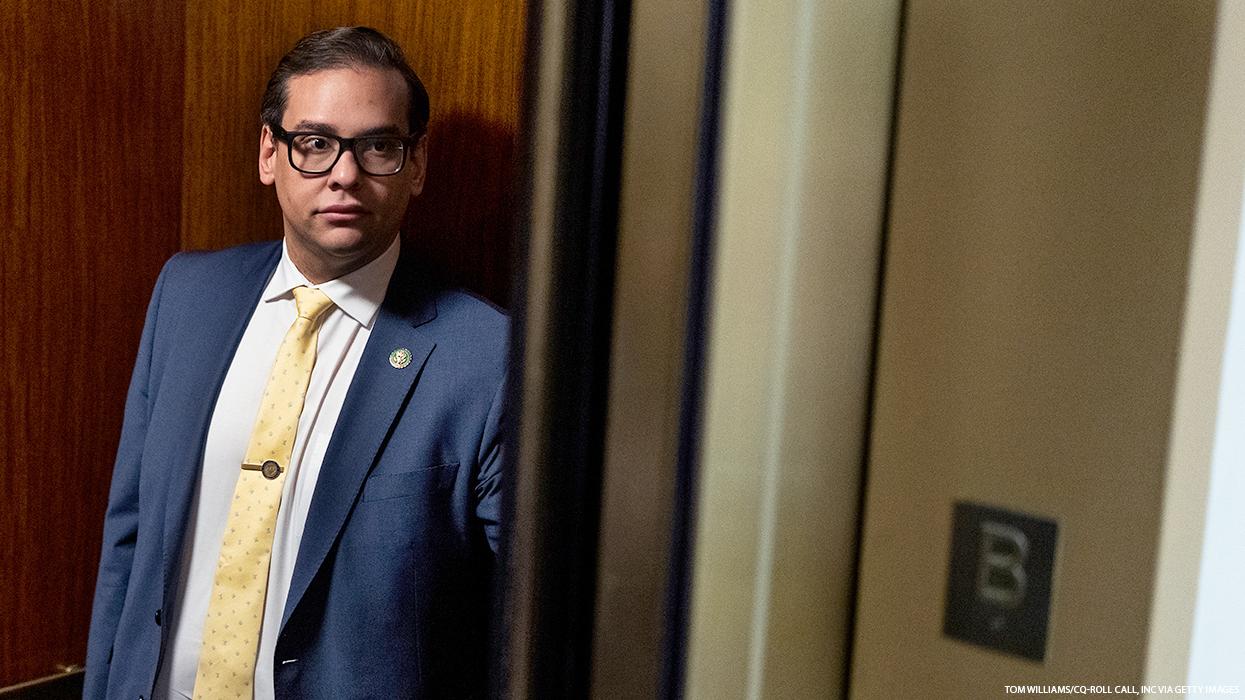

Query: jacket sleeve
[[473, 372, 507, 555], [83, 260, 171, 699]]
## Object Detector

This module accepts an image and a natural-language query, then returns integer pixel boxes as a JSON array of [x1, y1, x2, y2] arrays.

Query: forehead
[[282, 66, 409, 131]]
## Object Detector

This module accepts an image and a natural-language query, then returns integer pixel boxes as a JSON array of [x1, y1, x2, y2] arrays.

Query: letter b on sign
[[976, 521, 1028, 608], [943, 502, 1057, 661]]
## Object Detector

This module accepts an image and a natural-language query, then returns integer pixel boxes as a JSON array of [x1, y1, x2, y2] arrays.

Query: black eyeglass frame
[[268, 124, 421, 177]]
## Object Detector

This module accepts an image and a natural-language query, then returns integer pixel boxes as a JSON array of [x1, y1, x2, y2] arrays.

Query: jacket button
[[154, 609, 161, 626]]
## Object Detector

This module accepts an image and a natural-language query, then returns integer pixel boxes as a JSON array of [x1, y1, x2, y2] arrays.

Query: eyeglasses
[[269, 124, 418, 176]]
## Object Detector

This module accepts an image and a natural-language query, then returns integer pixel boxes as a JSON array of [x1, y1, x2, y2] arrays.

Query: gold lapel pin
[[389, 347, 413, 369]]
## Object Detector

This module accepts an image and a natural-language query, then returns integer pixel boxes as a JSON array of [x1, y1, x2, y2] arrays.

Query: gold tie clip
[[241, 460, 284, 480]]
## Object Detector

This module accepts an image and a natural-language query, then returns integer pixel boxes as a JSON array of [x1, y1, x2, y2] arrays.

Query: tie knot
[[292, 286, 335, 322]]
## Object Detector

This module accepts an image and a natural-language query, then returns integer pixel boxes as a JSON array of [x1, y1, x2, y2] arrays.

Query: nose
[[327, 148, 362, 190]]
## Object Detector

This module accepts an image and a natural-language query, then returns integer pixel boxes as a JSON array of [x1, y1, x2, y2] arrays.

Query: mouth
[[316, 203, 370, 224]]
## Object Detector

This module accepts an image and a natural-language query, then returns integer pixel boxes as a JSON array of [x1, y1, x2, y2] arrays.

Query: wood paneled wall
[[0, 3, 186, 687], [1, 2, 525, 688]]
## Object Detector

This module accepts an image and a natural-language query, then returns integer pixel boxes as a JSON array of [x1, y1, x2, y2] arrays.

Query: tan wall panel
[[589, 0, 707, 693], [852, 2, 1216, 696], [182, 1, 526, 303], [0, 2, 184, 686]]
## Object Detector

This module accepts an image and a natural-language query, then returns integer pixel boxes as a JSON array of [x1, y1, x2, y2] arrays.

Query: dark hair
[[260, 26, 430, 136]]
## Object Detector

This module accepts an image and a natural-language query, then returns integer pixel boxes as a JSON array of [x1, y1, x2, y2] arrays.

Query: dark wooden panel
[[0, 669, 83, 699], [182, 1, 527, 305], [0, 1, 185, 687]]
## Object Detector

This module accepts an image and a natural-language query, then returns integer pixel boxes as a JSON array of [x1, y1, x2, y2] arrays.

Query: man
[[85, 27, 507, 699]]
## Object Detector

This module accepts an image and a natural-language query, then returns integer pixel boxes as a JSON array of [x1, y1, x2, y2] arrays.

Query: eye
[[292, 134, 336, 154], [362, 138, 402, 154]]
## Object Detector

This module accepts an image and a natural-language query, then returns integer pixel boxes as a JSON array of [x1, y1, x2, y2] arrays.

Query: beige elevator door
[[852, 2, 1245, 697]]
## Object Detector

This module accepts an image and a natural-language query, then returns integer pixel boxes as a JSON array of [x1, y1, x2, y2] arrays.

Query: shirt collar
[[262, 235, 400, 329]]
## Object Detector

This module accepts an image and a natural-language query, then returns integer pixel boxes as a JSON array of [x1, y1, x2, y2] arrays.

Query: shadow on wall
[[404, 111, 518, 309]]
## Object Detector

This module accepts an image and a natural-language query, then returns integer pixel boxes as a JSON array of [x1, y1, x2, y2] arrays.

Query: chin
[[316, 228, 376, 253]]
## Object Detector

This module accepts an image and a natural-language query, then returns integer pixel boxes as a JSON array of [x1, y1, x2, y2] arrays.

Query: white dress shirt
[[154, 235, 400, 700]]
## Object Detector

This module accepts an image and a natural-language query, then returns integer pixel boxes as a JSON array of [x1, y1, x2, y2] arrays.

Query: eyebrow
[[290, 120, 407, 137]]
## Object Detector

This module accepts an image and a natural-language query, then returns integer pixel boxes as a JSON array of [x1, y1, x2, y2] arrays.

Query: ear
[[258, 124, 278, 186], [408, 134, 428, 197]]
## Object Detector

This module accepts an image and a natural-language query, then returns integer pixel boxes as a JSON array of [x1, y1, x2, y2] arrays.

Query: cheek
[[274, 178, 315, 215], [375, 185, 414, 219]]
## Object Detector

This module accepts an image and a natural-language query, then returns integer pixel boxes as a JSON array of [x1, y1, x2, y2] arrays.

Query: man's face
[[259, 66, 427, 283]]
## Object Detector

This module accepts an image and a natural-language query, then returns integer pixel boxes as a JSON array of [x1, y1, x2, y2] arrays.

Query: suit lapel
[[159, 243, 281, 604], [280, 259, 438, 631]]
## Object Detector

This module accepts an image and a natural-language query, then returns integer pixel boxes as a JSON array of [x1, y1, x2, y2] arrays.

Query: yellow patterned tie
[[193, 286, 335, 699]]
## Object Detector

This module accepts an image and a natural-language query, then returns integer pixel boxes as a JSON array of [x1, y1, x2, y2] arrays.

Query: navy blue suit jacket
[[85, 241, 508, 699]]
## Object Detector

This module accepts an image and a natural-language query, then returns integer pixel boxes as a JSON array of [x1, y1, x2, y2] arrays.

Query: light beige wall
[[1147, 0, 1245, 687], [852, 2, 1227, 697], [683, 1, 900, 697]]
